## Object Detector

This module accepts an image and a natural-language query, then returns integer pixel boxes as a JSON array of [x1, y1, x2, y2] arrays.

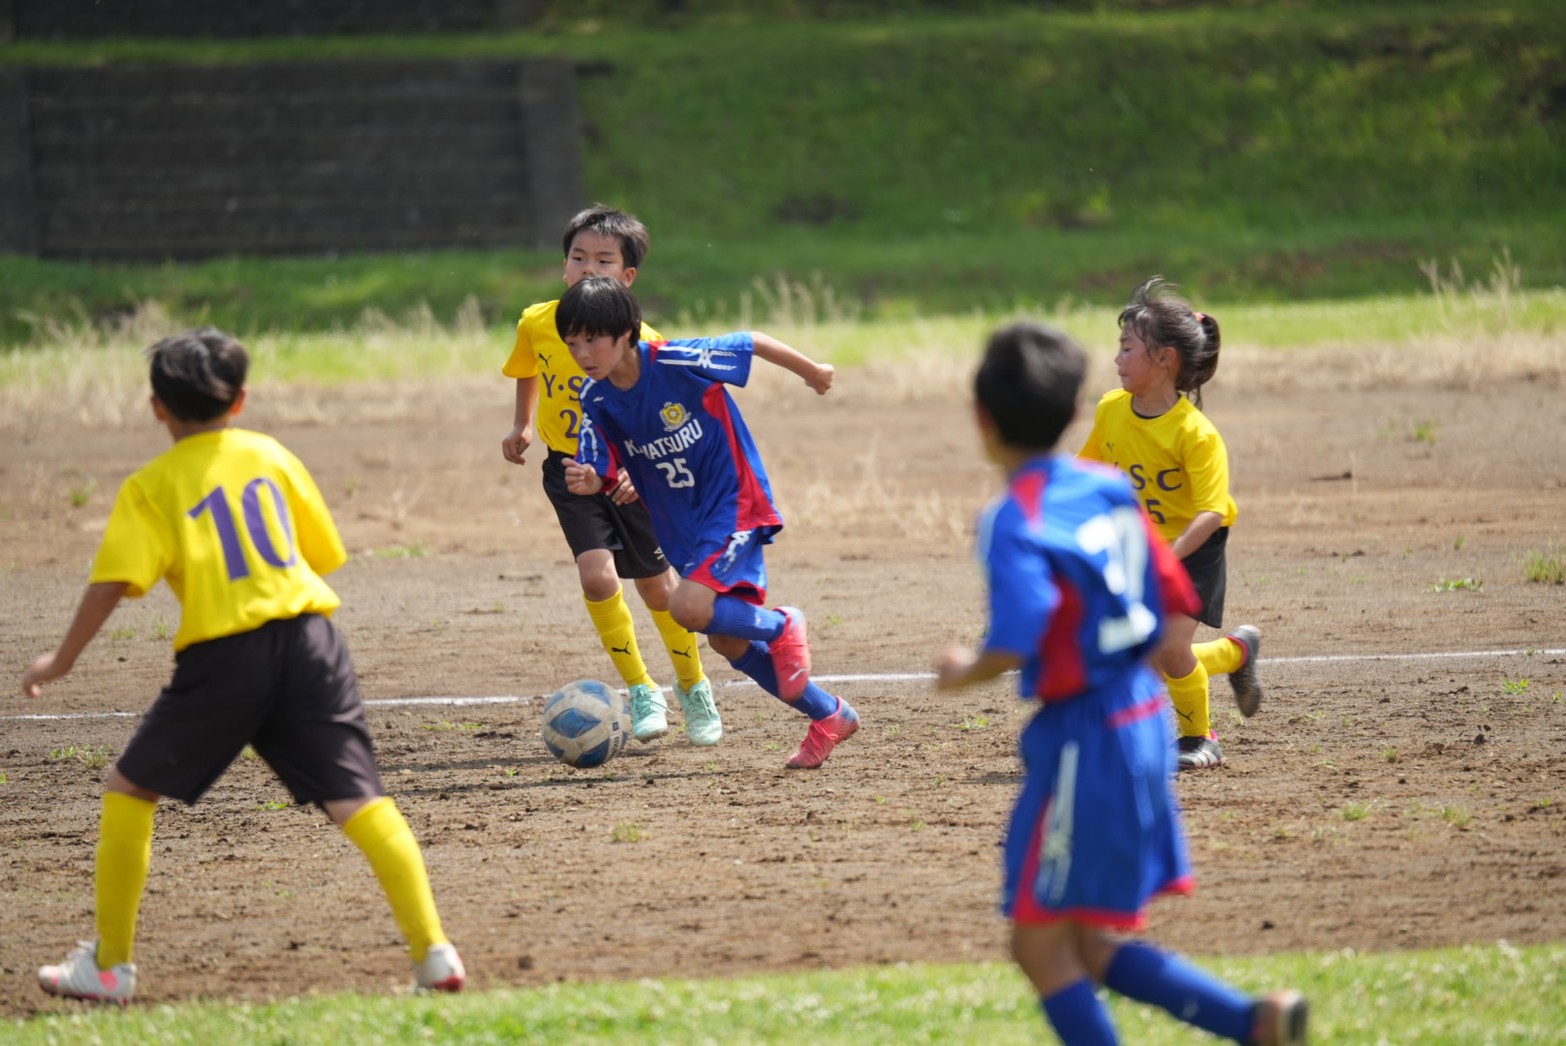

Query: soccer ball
[[540, 679, 632, 769]]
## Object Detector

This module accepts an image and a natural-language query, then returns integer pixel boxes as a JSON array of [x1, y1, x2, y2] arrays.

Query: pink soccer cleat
[[786, 698, 860, 769]]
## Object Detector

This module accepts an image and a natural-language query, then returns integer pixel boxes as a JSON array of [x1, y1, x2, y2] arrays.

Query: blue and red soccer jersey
[[576, 335, 781, 585], [978, 453, 1202, 930], [978, 453, 1199, 699]]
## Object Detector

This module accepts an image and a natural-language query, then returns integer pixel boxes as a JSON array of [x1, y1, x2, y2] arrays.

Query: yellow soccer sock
[[584, 591, 654, 688], [651, 607, 705, 691], [1194, 636, 1244, 677], [1164, 662, 1213, 739], [95, 791, 156, 968], [342, 797, 448, 963]]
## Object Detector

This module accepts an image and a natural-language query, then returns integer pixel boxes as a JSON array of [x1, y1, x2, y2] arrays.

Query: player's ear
[[150, 394, 169, 422], [974, 403, 1005, 463], [974, 400, 1000, 442], [229, 387, 247, 418], [620, 266, 638, 288]]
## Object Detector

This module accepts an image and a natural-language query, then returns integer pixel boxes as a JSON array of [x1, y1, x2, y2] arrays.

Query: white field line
[[5, 647, 1563, 723]]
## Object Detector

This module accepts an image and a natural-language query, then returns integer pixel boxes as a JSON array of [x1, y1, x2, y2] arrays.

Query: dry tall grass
[[3, 281, 1561, 433]]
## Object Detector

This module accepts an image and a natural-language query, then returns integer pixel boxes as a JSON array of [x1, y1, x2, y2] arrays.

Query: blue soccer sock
[[729, 642, 838, 719], [1103, 941, 1253, 1042], [706, 596, 787, 643], [1040, 979, 1118, 1045]]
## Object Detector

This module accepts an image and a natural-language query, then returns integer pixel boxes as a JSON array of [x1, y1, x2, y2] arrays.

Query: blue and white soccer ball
[[540, 679, 632, 769]]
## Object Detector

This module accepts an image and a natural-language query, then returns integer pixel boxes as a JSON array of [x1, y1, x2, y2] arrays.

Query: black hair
[[555, 275, 643, 346], [1118, 275, 1221, 409], [562, 203, 650, 270], [146, 327, 248, 422], [974, 321, 1086, 452]]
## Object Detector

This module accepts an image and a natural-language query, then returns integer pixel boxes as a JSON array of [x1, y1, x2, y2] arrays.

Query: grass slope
[[1, 2, 1563, 343]]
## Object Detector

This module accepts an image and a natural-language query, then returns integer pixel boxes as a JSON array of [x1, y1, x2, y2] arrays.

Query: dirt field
[[2, 339, 1564, 1018]]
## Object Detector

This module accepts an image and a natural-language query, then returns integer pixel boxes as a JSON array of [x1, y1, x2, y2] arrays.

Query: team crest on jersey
[[660, 402, 690, 433]]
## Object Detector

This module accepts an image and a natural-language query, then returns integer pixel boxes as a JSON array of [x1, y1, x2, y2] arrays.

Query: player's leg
[[616, 499, 709, 696], [37, 766, 156, 1004], [635, 567, 707, 688], [1101, 939, 1306, 1044], [332, 796, 463, 991], [633, 561, 720, 746], [1195, 624, 1264, 718], [1181, 526, 1260, 729], [671, 572, 857, 768], [545, 453, 664, 739], [93, 771, 158, 969], [1156, 612, 1221, 769], [265, 616, 462, 992], [1014, 921, 1118, 1044], [578, 548, 666, 739], [672, 533, 812, 701]]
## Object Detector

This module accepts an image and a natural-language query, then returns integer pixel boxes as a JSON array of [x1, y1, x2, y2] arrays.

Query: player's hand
[[933, 646, 977, 690], [607, 473, 640, 506], [564, 460, 604, 496], [22, 652, 68, 698], [806, 363, 835, 396], [501, 425, 534, 465]]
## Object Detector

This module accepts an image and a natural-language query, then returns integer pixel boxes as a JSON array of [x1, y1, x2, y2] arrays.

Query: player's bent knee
[[707, 634, 748, 661]]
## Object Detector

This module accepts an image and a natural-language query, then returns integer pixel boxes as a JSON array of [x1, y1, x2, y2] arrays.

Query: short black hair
[[974, 321, 1086, 451], [555, 275, 643, 345], [146, 327, 248, 422], [562, 204, 650, 270]]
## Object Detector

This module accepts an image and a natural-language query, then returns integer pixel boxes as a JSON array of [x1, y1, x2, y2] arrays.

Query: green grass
[[1, 2, 1563, 344], [7, 944, 1563, 1043], [1521, 545, 1565, 584], [46, 744, 111, 770]]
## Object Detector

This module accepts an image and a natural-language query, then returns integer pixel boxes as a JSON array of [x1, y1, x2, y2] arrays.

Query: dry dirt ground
[[1, 340, 1564, 1019]]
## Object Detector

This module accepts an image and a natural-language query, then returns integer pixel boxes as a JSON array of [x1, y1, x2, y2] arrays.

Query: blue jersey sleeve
[[652, 333, 755, 388], [575, 383, 615, 476], [978, 498, 1060, 660]]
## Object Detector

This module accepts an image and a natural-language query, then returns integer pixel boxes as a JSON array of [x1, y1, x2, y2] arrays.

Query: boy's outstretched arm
[[934, 645, 1024, 690], [22, 581, 130, 697], [751, 332, 834, 395]]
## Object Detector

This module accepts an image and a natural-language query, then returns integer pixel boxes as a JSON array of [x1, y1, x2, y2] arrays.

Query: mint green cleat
[[627, 683, 668, 742], [674, 678, 723, 746]]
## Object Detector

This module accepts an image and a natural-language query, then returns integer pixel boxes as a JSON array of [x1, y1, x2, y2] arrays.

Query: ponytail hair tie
[[1194, 312, 1206, 323]]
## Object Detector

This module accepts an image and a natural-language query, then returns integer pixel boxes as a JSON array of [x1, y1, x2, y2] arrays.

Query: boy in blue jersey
[[556, 276, 860, 769], [500, 205, 718, 747], [934, 321, 1306, 1045], [20, 329, 463, 1004]]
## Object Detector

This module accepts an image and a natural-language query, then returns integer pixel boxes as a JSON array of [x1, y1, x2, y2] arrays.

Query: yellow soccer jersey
[[502, 298, 662, 455], [89, 428, 347, 651], [1078, 389, 1238, 542]]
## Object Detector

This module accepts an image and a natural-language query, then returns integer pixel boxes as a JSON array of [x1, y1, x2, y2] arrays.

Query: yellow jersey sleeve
[[1181, 424, 1233, 520], [501, 297, 662, 455], [1077, 393, 1114, 464], [89, 428, 344, 651]]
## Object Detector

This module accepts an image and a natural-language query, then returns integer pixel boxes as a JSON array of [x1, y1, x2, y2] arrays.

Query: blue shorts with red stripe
[[1001, 667, 1194, 929], [683, 526, 772, 606]]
